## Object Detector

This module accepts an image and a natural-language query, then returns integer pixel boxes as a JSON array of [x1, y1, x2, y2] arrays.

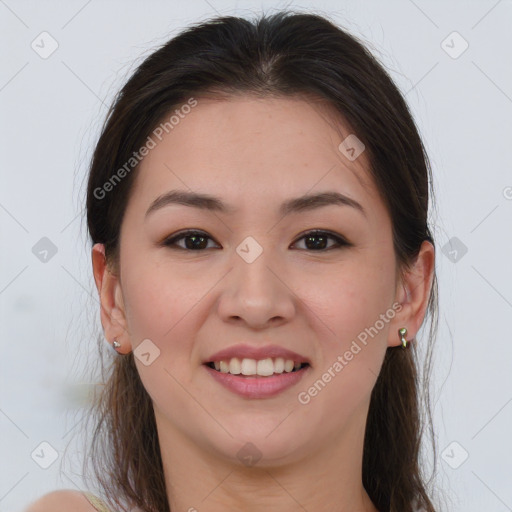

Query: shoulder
[[23, 489, 99, 512]]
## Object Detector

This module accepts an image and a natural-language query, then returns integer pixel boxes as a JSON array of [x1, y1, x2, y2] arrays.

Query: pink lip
[[204, 344, 311, 365], [204, 364, 310, 399]]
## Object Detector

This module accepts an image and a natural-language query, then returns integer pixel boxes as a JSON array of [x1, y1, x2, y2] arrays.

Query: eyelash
[[162, 229, 351, 252]]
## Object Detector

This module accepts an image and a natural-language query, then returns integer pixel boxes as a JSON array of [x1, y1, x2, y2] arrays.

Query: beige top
[[82, 492, 113, 512]]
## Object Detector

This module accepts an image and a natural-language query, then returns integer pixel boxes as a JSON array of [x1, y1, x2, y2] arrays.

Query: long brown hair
[[81, 10, 440, 512]]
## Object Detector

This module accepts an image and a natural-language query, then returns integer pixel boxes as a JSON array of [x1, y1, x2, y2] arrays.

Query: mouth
[[202, 344, 312, 398], [203, 358, 311, 399], [204, 357, 310, 377]]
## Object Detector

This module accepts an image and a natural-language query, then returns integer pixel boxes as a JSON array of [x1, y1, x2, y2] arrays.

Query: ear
[[91, 243, 132, 354], [388, 240, 435, 348]]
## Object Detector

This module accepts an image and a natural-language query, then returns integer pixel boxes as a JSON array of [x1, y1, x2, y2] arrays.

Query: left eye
[[292, 230, 349, 251], [163, 229, 350, 252]]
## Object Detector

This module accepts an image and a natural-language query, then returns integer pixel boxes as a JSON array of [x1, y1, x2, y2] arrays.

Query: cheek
[[306, 256, 395, 338], [122, 240, 201, 325], [122, 266, 209, 417], [303, 256, 395, 402], [296, 269, 393, 437], [120, 255, 209, 372]]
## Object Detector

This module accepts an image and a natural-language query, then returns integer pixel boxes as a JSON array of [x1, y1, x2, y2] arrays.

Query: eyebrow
[[145, 189, 366, 219]]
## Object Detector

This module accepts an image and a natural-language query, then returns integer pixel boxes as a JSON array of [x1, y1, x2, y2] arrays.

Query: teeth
[[241, 358, 256, 375], [229, 357, 241, 374], [257, 358, 274, 376], [210, 357, 306, 376]]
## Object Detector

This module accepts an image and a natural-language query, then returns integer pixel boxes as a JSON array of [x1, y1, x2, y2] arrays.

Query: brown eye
[[163, 230, 219, 251], [163, 229, 350, 252], [291, 230, 350, 251]]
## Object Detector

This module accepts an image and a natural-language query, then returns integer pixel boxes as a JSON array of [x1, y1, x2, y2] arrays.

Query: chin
[[203, 420, 313, 468]]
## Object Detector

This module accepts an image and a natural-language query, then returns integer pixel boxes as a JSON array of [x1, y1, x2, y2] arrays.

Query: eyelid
[[162, 229, 219, 248], [291, 229, 350, 247], [162, 229, 351, 250]]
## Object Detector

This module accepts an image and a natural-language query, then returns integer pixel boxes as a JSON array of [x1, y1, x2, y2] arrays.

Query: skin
[[91, 96, 434, 512]]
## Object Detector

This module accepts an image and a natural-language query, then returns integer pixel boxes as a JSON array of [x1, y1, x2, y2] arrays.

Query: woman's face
[[110, 96, 405, 465]]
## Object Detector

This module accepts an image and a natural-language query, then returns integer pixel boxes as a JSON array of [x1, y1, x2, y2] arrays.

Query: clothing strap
[[82, 491, 113, 512]]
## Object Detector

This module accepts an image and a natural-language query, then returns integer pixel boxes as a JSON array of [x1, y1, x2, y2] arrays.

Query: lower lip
[[204, 364, 310, 399]]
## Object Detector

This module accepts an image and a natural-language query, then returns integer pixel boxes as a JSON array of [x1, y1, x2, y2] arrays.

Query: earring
[[113, 339, 121, 350], [398, 327, 409, 349]]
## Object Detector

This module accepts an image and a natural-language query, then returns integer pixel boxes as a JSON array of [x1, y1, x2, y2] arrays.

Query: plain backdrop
[[1, 1, 511, 511]]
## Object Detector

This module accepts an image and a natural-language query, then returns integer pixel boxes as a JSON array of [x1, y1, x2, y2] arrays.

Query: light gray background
[[1, 1, 511, 511]]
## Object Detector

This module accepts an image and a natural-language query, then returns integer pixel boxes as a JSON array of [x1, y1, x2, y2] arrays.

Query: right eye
[[162, 230, 219, 251]]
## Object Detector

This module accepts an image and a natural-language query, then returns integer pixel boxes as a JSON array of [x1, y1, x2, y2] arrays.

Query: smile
[[206, 357, 309, 377], [203, 358, 310, 399]]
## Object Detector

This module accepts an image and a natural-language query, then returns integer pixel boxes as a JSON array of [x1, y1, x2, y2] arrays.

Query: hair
[[82, 9, 440, 512]]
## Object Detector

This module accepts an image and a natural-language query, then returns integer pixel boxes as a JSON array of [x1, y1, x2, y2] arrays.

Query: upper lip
[[204, 344, 311, 365]]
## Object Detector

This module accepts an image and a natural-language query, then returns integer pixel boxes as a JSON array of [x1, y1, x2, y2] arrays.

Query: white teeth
[[257, 358, 274, 376], [210, 357, 306, 376], [229, 357, 241, 374], [241, 358, 256, 375], [284, 359, 294, 372]]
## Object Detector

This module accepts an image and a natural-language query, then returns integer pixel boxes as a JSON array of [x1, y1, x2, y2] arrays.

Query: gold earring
[[398, 327, 408, 349]]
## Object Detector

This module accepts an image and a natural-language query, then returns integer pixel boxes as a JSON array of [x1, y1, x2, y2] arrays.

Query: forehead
[[127, 95, 384, 222]]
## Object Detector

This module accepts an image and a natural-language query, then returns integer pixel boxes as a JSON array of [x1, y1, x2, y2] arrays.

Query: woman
[[26, 9, 440, 512]]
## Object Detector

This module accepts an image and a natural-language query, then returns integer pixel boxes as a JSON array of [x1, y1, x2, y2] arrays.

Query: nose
[[217, 249, 296, 329]]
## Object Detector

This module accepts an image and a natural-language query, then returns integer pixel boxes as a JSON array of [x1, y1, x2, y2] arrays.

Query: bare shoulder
[[23, 489, 97, 512]]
